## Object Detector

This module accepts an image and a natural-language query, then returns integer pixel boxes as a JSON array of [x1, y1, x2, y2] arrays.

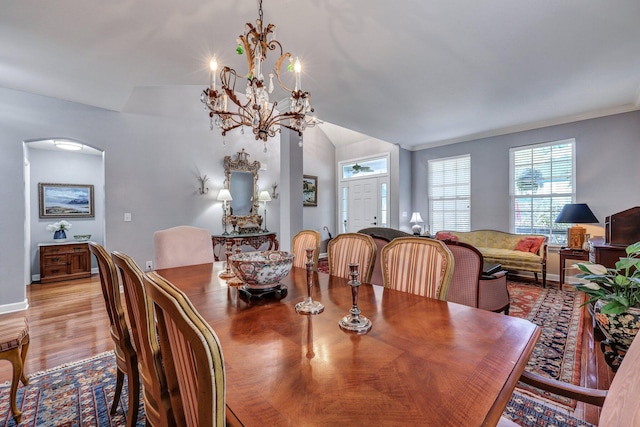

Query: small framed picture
[[38, 183, 95, 218], [303, 175, 318, 207]]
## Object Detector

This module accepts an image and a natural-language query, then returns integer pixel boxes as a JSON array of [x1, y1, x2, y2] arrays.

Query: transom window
[[428, 154, 471, 233], [509, 139, 575, 244]]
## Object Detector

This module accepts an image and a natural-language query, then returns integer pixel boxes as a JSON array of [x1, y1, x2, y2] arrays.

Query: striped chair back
[[442, 240, 483, 307], [111, 251, 175, 427], [292, 230, 321, 271], [327, 233, 377, 283], [89, 243, 140, 424], [145, 271, 226, 427], [381, 237, 454, 299]]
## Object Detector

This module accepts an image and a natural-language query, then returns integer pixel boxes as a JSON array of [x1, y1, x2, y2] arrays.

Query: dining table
[[155, 262, 540, 426]]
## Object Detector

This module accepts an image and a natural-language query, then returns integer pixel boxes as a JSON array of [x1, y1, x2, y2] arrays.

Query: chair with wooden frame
[[327, 233, 377, 284], [381, 237, 455, 299], [0, 314, 29, 423], [292, 230, 321, 271], [153, 225, 215, 270], [112, 251, 176, 427], [89, 242, 140, 426], [443, 240, 510, 314], [499, 331, 640, 426], [145, 271, 226, 427]]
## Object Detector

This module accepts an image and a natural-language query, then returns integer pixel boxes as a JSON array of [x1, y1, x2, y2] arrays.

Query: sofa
[[436, 230, 547, 287]]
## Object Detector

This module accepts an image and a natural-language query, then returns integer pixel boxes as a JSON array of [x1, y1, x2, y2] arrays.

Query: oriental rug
[[0, 352, 145, 427]]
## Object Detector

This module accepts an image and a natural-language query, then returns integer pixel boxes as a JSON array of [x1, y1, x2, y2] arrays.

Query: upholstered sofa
[[436, 230, 547, 287]]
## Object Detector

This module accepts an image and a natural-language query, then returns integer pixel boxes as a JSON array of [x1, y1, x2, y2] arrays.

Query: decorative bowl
[[74, 234, 92, 241], [229, 251, 294, 290]]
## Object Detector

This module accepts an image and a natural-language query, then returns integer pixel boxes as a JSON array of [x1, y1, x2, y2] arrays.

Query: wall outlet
[[145, 261, 153, 270], [124, 212, 132, 222]]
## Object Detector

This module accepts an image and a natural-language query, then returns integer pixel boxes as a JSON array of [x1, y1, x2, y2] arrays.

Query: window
[[341, 157, 387, 179], [510, 139, 575, 244], [428, 154, 471, 233]]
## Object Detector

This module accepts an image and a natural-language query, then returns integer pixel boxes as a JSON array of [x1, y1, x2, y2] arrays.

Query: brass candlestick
[[295, 248, 324, 314], [338, 263, 372, 334], [219, 239, 235, 279]]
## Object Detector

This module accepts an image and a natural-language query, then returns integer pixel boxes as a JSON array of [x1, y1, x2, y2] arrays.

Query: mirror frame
[[223, 149, 261, 230]]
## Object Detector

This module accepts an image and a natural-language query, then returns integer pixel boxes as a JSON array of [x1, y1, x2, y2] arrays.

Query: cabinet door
[[68, 251, 89, 275]]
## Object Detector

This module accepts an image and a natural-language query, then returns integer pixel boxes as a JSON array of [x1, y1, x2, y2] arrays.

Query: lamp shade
[[258, 191, 271, 202], [217, 189, 232, 201], [555, 203, 598, 224], [410, 212, 424, 224]]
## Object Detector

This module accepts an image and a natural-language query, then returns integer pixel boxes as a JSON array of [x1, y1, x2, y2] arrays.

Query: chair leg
[[20, 339, 30, 386], [111, 368, 125, 415], [126, 358, 140, 427], [5, 347, 24, 423]]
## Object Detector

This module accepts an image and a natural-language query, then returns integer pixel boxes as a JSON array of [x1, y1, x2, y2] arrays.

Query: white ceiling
[[3, 1, 640, 150]]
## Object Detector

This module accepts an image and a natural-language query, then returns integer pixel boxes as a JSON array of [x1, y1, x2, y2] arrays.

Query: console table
[[212, 232, 279, 261]]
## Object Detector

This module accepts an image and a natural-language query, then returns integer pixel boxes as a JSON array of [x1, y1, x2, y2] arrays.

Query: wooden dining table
[[156, 262, 540, 426]]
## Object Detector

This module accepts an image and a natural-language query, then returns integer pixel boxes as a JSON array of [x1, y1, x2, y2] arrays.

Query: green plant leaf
[[601, 299, 629, 314]]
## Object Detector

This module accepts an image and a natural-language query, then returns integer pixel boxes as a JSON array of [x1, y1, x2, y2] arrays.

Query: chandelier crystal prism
[[200, 0, 315, 145]]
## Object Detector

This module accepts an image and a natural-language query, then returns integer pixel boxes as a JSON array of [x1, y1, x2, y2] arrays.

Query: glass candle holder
[[295, 248, 325, 315], [339, 263, 372, 334]]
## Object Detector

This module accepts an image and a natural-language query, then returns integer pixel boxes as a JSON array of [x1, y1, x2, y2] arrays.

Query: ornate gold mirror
[[224, 149, 262, 231]]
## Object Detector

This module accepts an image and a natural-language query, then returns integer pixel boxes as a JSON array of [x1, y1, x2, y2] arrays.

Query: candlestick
[[295, 248, 324, 314], [338, 263, 372, 334]]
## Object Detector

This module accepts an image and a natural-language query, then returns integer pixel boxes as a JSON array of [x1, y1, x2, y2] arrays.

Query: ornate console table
[[212, 232, 279, 261]]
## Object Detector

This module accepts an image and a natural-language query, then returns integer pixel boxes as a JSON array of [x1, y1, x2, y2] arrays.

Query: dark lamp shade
[[555, 203, 599, 224]]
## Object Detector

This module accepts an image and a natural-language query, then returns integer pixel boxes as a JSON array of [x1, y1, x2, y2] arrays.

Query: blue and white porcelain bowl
[[229, 251, 294, 289]]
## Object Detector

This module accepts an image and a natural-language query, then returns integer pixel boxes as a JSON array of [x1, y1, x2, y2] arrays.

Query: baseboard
[[31, 267, 98, 284], [0, 299, 29, 314]]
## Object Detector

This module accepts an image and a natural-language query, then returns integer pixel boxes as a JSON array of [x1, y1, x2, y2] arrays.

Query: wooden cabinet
[[589, 244, 627, 269], [39, 243, 91, 283]]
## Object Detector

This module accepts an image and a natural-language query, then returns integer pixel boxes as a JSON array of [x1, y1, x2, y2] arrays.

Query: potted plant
[[575, 241, 640, 351]]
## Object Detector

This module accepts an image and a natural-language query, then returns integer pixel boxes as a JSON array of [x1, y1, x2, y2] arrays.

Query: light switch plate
[[124, 213, 132, 222]]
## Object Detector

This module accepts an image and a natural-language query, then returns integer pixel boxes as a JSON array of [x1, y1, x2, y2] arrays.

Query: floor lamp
[[217, 189, 232, 235], [259, 191, 271, 232]]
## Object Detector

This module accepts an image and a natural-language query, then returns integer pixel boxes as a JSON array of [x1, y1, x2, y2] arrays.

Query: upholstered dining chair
[[89, 242, 140, 426], [381, 237, 455, 299], [145, 271, 226, 427], [112, 251, 176, 427], [153, 225, 214, 270], [292, 230, 321, 271], [327, 233, 377, 284], [499, 330, 640, 426], [0, 313, 29, 423]]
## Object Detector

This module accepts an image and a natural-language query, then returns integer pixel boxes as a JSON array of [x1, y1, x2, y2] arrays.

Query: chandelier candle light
[[201, 0, 315, 150]]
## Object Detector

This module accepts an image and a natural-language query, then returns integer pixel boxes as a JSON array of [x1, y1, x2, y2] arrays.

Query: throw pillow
[[526, 237, 545, 254], [514, 238, 534, 252], [436, 232, 458, 241]]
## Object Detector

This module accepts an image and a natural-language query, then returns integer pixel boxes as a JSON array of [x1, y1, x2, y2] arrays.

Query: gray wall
[[0, 86, 336, 312], [411, 110, 640, 232]]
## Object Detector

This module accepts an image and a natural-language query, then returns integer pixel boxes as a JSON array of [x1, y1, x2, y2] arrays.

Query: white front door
[[346, 177, 380, 233]]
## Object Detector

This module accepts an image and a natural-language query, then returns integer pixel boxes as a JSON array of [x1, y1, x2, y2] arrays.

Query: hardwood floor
[[0, 275, 613, 425]]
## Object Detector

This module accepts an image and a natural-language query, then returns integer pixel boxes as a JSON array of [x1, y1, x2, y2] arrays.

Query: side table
[[559, 248, 589, 285]]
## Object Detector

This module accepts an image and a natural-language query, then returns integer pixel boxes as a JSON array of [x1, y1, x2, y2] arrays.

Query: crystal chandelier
[[201, 0, 315, 149]]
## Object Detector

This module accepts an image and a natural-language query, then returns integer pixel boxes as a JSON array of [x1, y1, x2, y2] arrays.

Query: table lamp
[[217, 189, 233, 235], [555, 203, 598, 249], [258, 190, 271, 232], [410, 212, 424, 235]]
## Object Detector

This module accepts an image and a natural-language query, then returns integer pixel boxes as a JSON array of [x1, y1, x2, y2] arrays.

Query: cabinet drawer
[[43, 255, 67, 266], [43, 265, 67, 277]]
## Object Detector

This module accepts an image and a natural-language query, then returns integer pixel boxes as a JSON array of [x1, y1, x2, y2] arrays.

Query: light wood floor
[[0, 275, 613, 425]]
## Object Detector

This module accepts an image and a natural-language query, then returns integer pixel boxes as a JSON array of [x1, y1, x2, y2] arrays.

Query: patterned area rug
[[0, 352, 145, 426]]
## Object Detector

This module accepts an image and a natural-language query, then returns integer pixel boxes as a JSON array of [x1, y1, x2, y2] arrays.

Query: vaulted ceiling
[[3, 0, 640, 149]]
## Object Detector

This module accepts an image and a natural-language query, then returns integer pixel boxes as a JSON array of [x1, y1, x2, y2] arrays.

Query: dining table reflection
[[156, 262, 539, 426]]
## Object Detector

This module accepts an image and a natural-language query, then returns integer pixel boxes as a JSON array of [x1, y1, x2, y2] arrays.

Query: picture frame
[[303, 175, 318, 207], [38, 183, 95, 218]]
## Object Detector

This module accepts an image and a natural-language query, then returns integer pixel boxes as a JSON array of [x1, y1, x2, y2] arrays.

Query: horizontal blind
[[428, 154, 471, 233], [510, 139, 575, 244]]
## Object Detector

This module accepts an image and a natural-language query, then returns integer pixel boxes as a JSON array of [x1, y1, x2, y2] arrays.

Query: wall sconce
[[271, 182, 279, 199], [198, 175, 209, 195]]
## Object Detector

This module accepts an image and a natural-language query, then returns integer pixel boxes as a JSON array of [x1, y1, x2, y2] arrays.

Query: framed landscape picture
[[39, 183, 95, 218], [303, 175, 318, 207]]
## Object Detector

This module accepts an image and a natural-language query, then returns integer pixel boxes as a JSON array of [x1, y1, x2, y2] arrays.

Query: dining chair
[[145, 271, 226, 427], [381, 237, 454, 299], [327, 233, 377, 283], [112, 251, 176, 427], [89, 242, 140, 426], [499, 329, 640, 426], [153, 225, 214, 270], [292, 230, 321, 271], [0, 314, 29, 423]]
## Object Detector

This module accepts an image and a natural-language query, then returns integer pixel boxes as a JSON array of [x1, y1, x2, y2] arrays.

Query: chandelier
[[201, 0, 315, 148]]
